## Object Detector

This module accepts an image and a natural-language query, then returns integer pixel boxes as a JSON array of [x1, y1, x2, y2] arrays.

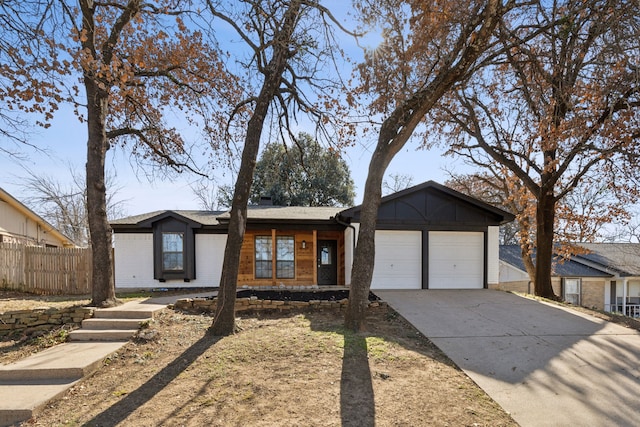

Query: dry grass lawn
[[1, 297, 517, 427]]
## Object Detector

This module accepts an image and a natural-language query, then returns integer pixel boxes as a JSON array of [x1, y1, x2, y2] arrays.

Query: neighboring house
[[111, 181, 514, 291], [498, 243, 640, 317], [497, 245, 613, 309], [0, 187, 75, 248]]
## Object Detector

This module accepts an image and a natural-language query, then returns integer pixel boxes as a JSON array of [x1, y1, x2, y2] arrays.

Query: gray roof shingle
[[575, 243, 640, 277], [499, 245, 612, 278], [110, 210, 223, 226], [217, 206, 343, 221], [111, 206, 342, 227]]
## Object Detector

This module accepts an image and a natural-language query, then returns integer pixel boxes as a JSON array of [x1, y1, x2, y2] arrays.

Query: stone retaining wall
[[0, 306, 95, 337], [174, 296, 386, 314]]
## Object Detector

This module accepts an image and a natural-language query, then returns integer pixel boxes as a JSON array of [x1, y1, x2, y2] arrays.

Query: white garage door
[[429, 231, 484, 289], [371, 230, 422, 290]]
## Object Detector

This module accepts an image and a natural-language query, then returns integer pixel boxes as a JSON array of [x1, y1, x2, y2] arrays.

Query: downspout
[[333, 216, 356, 249], [334, 215, 356, 287]]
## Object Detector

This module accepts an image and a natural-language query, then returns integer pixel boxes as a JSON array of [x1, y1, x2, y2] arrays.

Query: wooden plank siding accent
[[238, 229, 345, 287], [0, 243, 92, 294], [312, 230, 318, 285]]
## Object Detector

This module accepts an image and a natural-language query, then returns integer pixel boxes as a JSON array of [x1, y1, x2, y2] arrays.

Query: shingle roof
[[110, 210, 223, 226], [575, 243, 640, 277], [217, 206, 343, 221], [499, 245, 612, 278], [111, 206, 342, 227]]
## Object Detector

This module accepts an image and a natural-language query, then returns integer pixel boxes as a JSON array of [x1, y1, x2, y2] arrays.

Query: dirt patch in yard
[[11, 308, 515, 427], [0, 291, 91, 312]]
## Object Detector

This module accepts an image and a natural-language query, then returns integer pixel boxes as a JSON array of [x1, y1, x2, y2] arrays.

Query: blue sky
[[0, 106, 467, 216], [0, 3, 472, 218]]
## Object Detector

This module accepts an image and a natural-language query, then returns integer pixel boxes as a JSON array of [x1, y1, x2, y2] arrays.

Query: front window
[[254, 235, 295, 279], [255, 236, 273, 278], [563, 278, 581, 305], [162, 232, 184, 271], [276, 236, 295, 278]]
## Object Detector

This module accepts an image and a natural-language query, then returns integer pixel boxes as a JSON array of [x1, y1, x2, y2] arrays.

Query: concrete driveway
[[374, 289, 640, 427]]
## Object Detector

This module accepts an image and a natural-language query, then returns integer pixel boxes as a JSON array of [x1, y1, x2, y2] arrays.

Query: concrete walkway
[[0, 292, 214, 426], [375, 289, 640, 427]]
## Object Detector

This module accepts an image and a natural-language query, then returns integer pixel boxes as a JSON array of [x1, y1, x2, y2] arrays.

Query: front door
[[317, 240, 337, 285]]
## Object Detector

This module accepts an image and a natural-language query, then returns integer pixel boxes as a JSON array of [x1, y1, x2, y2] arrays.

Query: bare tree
[[191, 180, 222, 211], [206, 0, 356, 335], [438, 0, 640, 299], [2, 1, 237, 307], [345, 0, 517, 331], [18, 165, 126, 247], [382, 173, 414, 196]]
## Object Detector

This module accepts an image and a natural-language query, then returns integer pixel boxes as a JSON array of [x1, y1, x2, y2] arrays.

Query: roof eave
[[0, 187, 76, 247]]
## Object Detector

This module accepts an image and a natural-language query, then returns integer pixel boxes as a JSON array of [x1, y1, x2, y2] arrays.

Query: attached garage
[[428, 231, 484, 289], [339, 181, 514, 290]]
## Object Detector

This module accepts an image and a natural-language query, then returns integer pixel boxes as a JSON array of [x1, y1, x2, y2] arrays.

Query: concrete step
[[0, 300, 168, 427], [0, 342, 124, 382], [68, 329, 138, 342], [93, 308, 157, 319], [0, 379, 81, 427], [81, 317, 151, 330]]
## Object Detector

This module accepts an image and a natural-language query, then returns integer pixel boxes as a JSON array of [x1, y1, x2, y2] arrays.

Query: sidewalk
[[0, 292, 214, 427]]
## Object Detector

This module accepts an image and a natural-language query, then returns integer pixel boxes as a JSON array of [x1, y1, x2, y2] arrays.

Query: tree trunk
[[79, 0, 118, 308], [345, 121, 406, 331], [517, 212, 536, 289], [520, 245, 536, 292], [343, 0, 504, 331], [344, 149, 387, 331], [209, 112, 263, 335], [209, 161, 254, 335], [534, 192, 557, 299], [85, 79, 118, 307], [209, 1, 302, 336]]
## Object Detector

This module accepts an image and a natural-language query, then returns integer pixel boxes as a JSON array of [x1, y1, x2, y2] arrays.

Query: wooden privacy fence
[[0, 243, 92, 295]]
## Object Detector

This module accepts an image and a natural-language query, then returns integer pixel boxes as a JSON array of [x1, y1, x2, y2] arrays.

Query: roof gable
[[340, 180, 514, 226], [112, 210, 221, 229]]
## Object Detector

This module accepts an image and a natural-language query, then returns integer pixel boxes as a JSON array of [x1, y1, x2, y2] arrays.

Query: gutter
[[333, 215, 356, 249]]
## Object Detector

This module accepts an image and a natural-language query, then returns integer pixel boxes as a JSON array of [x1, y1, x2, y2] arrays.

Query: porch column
[[623, 278, 628, 315]]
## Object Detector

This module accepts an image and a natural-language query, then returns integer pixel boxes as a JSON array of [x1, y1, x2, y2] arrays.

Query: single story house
[[498, 243, 640, 317], [111, 181, 514, 291], [0, 187, 75, 248]]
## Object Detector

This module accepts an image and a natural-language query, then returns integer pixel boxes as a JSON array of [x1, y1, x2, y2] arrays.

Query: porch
[[237, 229, 347, 288], [606, 278, 640, 318], [605, 299, 640, 318]]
